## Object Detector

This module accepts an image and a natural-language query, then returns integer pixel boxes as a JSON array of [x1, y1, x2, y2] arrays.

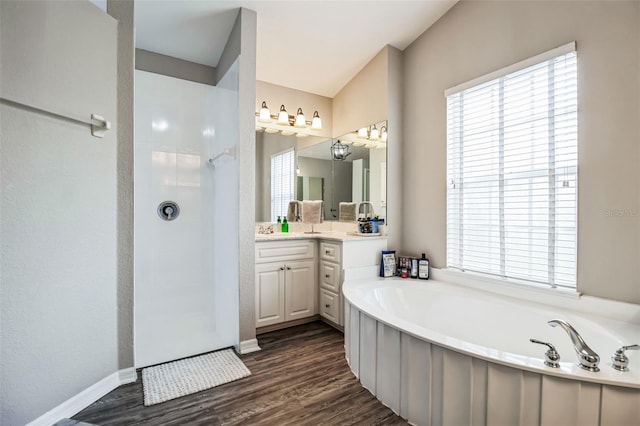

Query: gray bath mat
[[142, 348, 251, 406]]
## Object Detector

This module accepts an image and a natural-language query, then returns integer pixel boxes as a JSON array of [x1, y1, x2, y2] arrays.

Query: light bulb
[[357, 127, 368, 139], [294, 108, 306, 128], [311, 111, 322, 130], [277, 105, 289, 125], [258, 101, 271, 122], [380, 126, 388, 142], [369, 124, 380, 141]]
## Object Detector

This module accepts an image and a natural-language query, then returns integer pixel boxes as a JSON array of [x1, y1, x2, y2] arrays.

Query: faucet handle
[[530, 338, 561, 368], [611, 344, 640, 371]]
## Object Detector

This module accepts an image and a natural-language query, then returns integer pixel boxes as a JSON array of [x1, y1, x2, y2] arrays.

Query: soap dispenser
[[281, 217, 288, 233]]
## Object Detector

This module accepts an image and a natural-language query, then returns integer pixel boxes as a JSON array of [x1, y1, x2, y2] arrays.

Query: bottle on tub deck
[[410, 258, 419, 279], [418, 253, 429, 280], [281, 217, 288, 233]]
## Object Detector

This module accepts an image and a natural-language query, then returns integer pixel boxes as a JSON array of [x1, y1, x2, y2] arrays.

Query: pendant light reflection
[[331, 140, 351, 161]]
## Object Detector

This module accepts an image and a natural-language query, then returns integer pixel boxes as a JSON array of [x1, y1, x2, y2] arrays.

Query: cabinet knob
[[325, 274, 330, 278], [279, 266, 285, 271], [286, 266, 291, 270], [325, 250, 330, 254], [325, 304, 331, 308]]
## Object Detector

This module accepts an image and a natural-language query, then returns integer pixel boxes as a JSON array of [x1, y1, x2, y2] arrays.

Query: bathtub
[[343, 270, 640, 426]]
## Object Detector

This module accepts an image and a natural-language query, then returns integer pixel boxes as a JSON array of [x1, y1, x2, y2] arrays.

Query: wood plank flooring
[[73, 321, 407, 425]]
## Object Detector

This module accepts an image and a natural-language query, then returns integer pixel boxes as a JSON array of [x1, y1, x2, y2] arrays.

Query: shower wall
[[134, 70, 239, 367], [212, 59, 240, 349]]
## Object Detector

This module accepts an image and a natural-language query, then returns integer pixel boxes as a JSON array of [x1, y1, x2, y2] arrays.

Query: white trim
[[444, 41, 576, 96], [118, 367, 138, 385], [237, 338, 261, 354], [26, 368, 138, 426]]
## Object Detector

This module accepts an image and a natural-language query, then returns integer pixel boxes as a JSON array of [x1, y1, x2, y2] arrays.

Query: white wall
[[134, 70, 238, 367], [0, 2, 119, 424], [402, 0, 640, 303]]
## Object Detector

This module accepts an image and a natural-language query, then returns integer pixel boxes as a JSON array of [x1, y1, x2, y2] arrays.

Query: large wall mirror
[[255, 120, 387, 223]]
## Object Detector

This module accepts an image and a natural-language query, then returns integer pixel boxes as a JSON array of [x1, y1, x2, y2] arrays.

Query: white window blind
[[271, 149, 295, 222], [446, 44, 578, 288]]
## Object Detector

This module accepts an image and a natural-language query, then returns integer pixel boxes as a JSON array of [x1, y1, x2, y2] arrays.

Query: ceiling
[[135, 0, 458, 98]]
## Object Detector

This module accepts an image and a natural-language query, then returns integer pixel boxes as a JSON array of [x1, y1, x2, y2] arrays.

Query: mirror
[[255, 120, 387, 223]]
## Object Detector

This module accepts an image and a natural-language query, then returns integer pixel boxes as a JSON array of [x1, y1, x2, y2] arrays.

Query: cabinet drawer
[[320, 261, 341, 293], [319, 241, 341, 263], [320, 288, 339, 324], [256, 240, 315, 264]]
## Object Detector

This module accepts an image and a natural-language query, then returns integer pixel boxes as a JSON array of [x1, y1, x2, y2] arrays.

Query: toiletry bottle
[[277, 216, 282, 224], [418, 253, 429, 280], [282, 217, 288, 233], [410, 258, 418, 278]]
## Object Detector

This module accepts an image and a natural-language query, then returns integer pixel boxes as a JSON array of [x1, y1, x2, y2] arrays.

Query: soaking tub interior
[[343, 271, 640, 426]]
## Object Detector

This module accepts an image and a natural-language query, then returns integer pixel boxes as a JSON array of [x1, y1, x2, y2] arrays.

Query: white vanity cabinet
[[255, 240, 317, 328], [319, 240, 343, 325], [318, 238, 389, 327]]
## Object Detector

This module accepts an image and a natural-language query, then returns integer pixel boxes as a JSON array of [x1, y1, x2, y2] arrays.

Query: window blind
[[271, 149, 295, 222], [446, 46, 578, 288]]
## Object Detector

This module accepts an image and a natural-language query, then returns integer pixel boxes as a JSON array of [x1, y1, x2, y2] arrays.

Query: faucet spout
[[548, 319, 600, 372]]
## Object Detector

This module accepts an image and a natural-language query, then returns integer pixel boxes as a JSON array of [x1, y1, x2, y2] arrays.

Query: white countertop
[[255, 231, 387, 242]]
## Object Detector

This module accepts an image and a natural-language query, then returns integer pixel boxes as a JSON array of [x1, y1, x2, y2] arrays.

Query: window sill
[[434, 268, 581, 301]]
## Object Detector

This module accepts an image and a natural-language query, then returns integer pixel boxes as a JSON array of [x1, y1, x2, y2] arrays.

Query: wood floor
[[73, 321, 407, 425]]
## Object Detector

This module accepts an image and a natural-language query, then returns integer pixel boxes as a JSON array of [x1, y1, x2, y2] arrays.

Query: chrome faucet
[[548, 319, 600, 372]]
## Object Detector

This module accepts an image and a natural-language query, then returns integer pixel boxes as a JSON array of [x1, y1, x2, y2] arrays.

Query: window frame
[[445, 42, 578, 289]]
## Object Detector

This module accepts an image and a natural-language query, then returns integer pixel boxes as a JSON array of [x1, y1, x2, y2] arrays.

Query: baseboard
[[118, 367, 138, 384], [237, 338, 261, 354], [256, 315, 320, 335], [26, 367, 137, 426]]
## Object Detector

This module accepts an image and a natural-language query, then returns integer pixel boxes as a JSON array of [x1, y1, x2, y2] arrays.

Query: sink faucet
[[548, 319, 600, 372]]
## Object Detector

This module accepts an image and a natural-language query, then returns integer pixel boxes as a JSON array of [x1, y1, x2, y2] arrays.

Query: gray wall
[[231, 8, 258, 345], [135, 48, 217, 85], [402, 0, 640, 303], [107, 0, 134, 373], [0, 2, 119, 424]]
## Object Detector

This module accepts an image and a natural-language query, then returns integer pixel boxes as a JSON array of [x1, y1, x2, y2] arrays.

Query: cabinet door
[[320, 289, 340, 324], [255, 263, 285, 327], [284, 260, 317, 321], [320, 261, 341, 293]]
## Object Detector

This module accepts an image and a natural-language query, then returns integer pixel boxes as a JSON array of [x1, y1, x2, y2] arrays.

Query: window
[[446, 43, 578, 288], [271, 149, 295, 222]]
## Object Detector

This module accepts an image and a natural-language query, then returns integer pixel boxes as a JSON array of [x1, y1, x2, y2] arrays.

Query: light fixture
[[294, 108, 306, 128], [330, 140, 351, 161], [380, 125, 388, 142], [311, 111, 322, 130], [258, 101, 271, 122], [256, 101, 324, 136], [369, 124, 380, 141], [357, 127, 368, 139], [277, 104, 289, 125]]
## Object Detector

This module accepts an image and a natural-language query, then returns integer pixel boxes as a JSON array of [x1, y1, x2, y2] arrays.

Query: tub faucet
[[548, 319, 600, 372]]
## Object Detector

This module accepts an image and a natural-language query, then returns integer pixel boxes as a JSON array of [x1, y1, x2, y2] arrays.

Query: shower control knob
[[530, 338, 561, 368], [611, 344, 640, 371], [157, 201, 180, 221]]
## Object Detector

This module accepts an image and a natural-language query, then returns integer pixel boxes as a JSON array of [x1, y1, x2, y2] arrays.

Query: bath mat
[[142, 349, 251, 406]]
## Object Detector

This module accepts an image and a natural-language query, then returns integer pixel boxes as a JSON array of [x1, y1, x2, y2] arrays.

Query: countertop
[[255, 231, 388, 242]]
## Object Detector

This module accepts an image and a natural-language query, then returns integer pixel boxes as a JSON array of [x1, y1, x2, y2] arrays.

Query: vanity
[[254, 118, 389, 333], [255, 232, 387, 332]]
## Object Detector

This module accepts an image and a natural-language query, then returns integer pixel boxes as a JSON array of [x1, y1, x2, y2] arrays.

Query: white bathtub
[[343, 271, 640, 426]]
